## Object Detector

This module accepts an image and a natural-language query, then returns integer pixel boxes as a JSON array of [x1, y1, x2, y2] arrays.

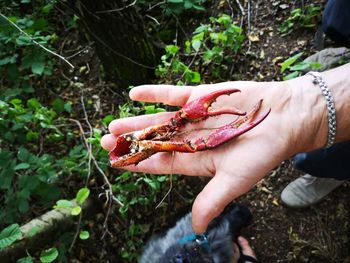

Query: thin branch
[[146, 14, 160, 25], [68, 118, 123, 208], [155, 152, 175, 209], [247, 0, 252, 52], [0, 13, 74, 69], [96, 0, 137, 14], [234, 0, 245, 28], [66, 43, 94, 59], [147, 1, 166, 11]]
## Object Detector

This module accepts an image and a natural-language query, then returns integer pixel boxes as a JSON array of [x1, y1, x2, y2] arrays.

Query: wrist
[[285, 74, 328, 153], [286, 63, 350, 153]]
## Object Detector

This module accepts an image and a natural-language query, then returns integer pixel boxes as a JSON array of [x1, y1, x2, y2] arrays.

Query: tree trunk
[[72, 0, 158, 88]]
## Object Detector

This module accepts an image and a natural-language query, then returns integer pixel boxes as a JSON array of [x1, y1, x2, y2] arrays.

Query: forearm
[[287, 63, 350, 153]]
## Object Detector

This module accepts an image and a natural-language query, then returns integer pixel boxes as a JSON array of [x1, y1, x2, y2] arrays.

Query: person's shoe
[[281, 174, 345, 208]]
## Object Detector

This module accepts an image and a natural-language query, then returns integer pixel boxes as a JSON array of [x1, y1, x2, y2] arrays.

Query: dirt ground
[[66, 0, 349, 262]]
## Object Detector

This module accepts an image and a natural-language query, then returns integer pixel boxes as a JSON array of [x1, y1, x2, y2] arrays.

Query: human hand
[[101, 78, 327, 233], [232, 236, 257, 263]]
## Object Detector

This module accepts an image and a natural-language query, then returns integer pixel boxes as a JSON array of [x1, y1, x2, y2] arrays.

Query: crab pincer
[[109, 89, 270, 167]]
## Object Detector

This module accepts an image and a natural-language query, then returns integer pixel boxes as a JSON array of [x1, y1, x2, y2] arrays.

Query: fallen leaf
[[249, 35, 260, 42], [272, 198, 280, 206]]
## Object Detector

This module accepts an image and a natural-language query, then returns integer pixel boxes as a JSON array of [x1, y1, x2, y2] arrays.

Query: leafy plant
[[156, 14, 245, 84], [280, 5, 321, 35], [0, 7, 57, 99], [0, 224, 22, 249], [54, 187, 90, 216], [280, 52, 321, 80], [39, 247, 59, 263]]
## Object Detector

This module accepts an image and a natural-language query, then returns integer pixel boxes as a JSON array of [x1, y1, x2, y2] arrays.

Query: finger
[[101, 134, 117, 151], [232, 243, 240, 262], [238, 236, 256, 258], [191, 172, 253, 234], [129, 85, 193, 106], [108, 112, 175, 135], [121, 151, 214, 176]]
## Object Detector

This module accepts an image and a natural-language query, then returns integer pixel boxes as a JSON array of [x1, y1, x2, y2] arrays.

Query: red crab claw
[[109, 89, 269, 167], [193, 99, 270, 151], [174, 89, 246, 124], [109, 100, 270, 167]]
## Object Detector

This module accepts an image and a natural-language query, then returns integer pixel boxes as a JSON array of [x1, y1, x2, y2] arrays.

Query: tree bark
[[72, 0, 158, 89]]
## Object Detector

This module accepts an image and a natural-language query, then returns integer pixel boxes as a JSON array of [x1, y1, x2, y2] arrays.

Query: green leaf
[[0, 224, 22, 249], [185, 71, 201, 83], [102, 115, 114, 126], [16, 35, 31, 46], [79, 230, 90, 240], [52, 99, 64, 113], [31, 60, 45, 75], [40, 247, 58, 263], [191, 39, 201, 52], [54, 199, 74, 209], [18, 148, 30, 162], [289, 61, 311, 71], [27, 98, 41, 109], [283, 71, 299, 80], [64, 102, 72, 113], [71, 206, 82, 216], [76, 188, 90, 205], [168, 0, 183, 3], [14, 163, 30, 170], [280, 52, 303, 73], [165, 45, 179, 56], [143, 178, 158, 190], [17, 256, 34, 263]]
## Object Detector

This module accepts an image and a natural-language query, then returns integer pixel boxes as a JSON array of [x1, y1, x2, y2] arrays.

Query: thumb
[[191, 172, 252, 233]]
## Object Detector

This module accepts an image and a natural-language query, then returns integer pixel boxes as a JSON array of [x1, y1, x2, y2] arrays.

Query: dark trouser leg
[[293, 141, 350, 180]]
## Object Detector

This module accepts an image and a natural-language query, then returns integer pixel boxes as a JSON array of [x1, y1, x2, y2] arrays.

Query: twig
[[234, 0, 245, 28], [0, 13, 74, 69], [247, 0, 252, 52], [66, 43, 94, 59], [147, 1, 166, 11], [227, 0, 235, 20], [68, 114, 123, 242], [155, 152, 175, 209], [95, 0, 137, 14], [146, 14, 160, 25]]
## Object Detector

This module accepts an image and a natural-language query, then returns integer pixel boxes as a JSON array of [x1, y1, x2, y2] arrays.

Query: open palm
[[101, 79, 321, 233]]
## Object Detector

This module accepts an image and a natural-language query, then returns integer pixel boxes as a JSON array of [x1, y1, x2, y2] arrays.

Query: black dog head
[[140, 204, 252, 263]]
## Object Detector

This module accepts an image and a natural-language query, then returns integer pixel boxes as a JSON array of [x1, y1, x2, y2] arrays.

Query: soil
[[60, 0, 350, 262]]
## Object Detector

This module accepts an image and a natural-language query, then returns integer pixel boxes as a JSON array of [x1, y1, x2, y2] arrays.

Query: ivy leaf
[[39, 247, 58, 263], [283, 71, 299, 80], [31, 60, 45, 75], [64, 102, 72, 113], [76, 188, 90, 205], [17, 256, 34, 263], [280, 52, 303, 73], [27, 98, 41, 109], [14, 163, 30, 170], [18, 148, 30, 162], [191, 39, 201, 52], [54, 199, 74, 209], [71, 206, 82, 216], [79, 230, 90, 240], [0, 224, 22, 249]]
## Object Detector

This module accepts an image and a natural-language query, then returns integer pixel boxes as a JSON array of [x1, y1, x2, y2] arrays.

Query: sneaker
[[281, 174, 345, 208]]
